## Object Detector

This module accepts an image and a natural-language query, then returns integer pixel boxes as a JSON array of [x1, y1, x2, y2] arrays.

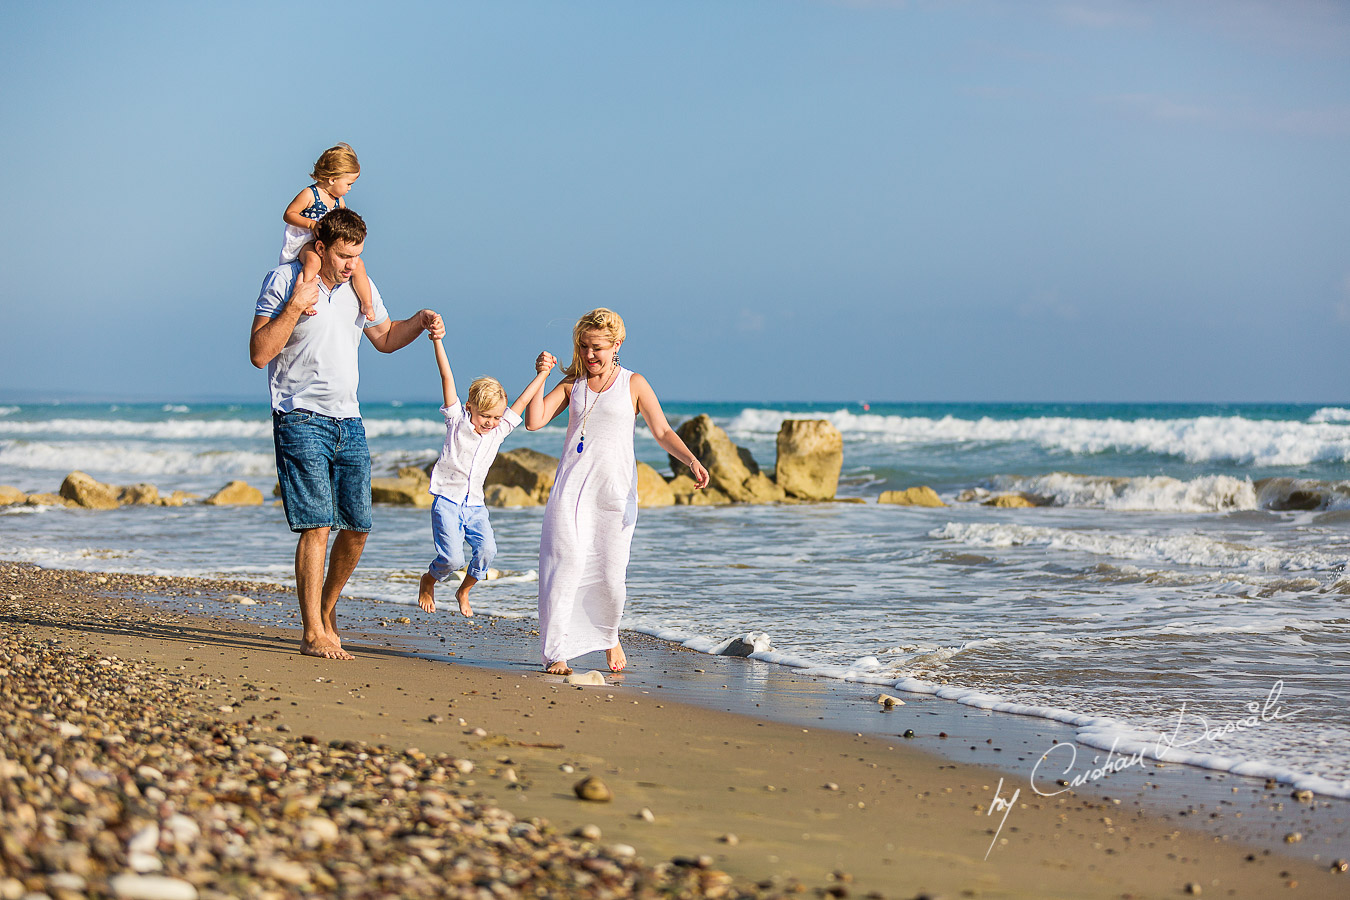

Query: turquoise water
[[1, 400, 1348, 796]]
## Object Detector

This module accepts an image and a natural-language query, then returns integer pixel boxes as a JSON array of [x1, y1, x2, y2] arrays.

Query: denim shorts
[[272, 410, 372, 533]]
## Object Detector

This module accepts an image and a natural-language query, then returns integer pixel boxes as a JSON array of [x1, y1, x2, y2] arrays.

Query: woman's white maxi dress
[[538, 368, 639, 665]]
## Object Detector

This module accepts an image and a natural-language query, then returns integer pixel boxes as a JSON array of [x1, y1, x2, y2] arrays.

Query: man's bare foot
[[417, 572, 438, 613], [456, 575, 477, 617], [301, 637, 354, 660], [545, 660, 572, 675], [606, 643, 627, 672]]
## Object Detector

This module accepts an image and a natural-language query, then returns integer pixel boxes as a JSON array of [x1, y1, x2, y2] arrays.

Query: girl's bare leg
[[455, 574, 477, 617], [606, 642, 627, 673], [352, 258, 375, 321], [297, 242, 322, 316], [417, 572, 437, 613]]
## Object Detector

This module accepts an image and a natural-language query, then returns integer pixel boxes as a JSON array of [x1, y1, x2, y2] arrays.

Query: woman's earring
[[613, 353, 621, 368]]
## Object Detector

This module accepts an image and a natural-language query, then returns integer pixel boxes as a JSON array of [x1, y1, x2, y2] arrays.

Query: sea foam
[[726, 408, 1350, 467], [930, 521, 1350, 573]]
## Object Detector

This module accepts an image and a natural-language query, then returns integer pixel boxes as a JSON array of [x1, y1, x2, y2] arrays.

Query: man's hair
[[466, 377, 507, 413], [315, 208, 366, 248]]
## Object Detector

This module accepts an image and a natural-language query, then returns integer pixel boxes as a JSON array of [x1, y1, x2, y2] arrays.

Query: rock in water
[[205, 481, 264, 506], [369, 476, 432, 507], [484, 447, 558, 503], [984, 493, 1038, 508], [574, 775, 613, 802], [775, 420, 843, 501], [636, 461, 675, 507], [565, 670, 606, 686], [876, 694, 905, 708], [671, 415, 785, 503], [118, 482, 161, 505], [484, 483, 537, 507], [60, 471, 121, 509], [717, 632, 771, 657], [0, 485, 28, 506], [878, 486, 945, 507]]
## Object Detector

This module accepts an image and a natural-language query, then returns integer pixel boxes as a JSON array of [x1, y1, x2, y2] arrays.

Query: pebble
[[876, 693, 905, 708], [574, 775, 613, 802], [565, 670, 607, 686], [1284, 832, 1303, 843], [108, 875, 198, 900], [719, 833, 740, 846], [573, 824, 603, 841], [638, 807, 655, 822], [1292, 789, 1314, 802]]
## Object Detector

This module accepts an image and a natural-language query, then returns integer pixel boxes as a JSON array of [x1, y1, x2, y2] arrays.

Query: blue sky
[[2, 0, 1347, 403]]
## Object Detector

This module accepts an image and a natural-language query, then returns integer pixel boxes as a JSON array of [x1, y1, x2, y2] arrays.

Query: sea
[[2, 400, 1348, 797]]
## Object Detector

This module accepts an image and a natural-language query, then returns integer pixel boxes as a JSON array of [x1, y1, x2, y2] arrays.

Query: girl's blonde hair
[[311, 143, 360, 183], [466, 376, 507, 413], [565, 308, 626, 379]]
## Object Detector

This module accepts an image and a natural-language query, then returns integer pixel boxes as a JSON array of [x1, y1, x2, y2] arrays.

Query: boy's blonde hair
[[311, 142, 360, 183], [565, 308, 626, 379], [466, 376, 507, 413]]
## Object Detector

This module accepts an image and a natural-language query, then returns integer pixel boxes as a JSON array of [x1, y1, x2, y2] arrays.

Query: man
[[250, 208, 444, 660]]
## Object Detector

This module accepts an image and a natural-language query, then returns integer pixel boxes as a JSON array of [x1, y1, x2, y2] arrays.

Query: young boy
[[419, 338, 556, 616]]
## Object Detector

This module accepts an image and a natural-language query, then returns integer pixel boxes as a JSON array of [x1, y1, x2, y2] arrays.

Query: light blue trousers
[[428, 495, 496, 582]]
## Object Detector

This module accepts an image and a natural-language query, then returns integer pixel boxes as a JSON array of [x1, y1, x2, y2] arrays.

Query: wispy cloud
[[1053, 2, 1151, 31], [1100, 93, 1350, 137], [1019, 290, 1080, 321]]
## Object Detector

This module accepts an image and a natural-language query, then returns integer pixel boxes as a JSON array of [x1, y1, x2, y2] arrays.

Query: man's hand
[[291, 275, 321, 318], [419, 310, 445, 340]]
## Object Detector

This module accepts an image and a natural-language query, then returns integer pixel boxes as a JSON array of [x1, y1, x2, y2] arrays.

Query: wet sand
[[2, 561, 1347, 898]]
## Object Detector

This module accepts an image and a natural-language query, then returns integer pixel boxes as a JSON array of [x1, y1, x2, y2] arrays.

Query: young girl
[[526, 308, 709, 675], [280, 143, 376, 321], [419, 337, 555, 617]]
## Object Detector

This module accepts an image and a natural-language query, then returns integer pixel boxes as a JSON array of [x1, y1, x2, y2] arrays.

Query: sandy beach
[[2, 561, 1347, 899]]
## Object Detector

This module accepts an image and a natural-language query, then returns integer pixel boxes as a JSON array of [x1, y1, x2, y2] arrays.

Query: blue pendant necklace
[[576, 363, 619, 454]]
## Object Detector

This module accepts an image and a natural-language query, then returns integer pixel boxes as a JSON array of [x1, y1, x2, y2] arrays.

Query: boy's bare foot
[[545, 660, 572, 675], [417, 572, 438, 613], [606, 643, 627, 672], [456, 575, 477, 617], [301, 637, 354, 660], [360, 302, 376, 321]]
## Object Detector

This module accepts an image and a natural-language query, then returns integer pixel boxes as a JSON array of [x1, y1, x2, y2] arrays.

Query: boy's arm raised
[[510, 352, 557, 416], [433, 337, 457, 407]]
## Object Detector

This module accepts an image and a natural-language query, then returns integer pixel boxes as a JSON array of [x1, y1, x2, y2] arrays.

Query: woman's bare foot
[[417, 572, 438, 613], [606, 643, 627, 672], [545, 660, 572, 675], [301, 637, 354, 660], [456, 575, 477, 617]]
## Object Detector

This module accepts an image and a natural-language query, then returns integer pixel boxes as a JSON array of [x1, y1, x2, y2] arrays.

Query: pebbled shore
[[2, 561, 1347, 899], [0, 568, 776, 900]]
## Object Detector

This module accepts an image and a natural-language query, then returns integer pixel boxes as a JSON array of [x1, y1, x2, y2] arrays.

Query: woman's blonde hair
[[311, 142, 360, 183], [466, 376, 507, 413], [565, 308, 626, 379]]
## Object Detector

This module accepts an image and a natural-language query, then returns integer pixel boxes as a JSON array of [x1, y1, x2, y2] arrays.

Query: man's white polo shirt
[[255, 261, 389, 418]]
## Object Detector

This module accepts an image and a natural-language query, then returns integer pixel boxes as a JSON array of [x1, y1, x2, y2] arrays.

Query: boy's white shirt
[[428, 400, 523, 506]]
